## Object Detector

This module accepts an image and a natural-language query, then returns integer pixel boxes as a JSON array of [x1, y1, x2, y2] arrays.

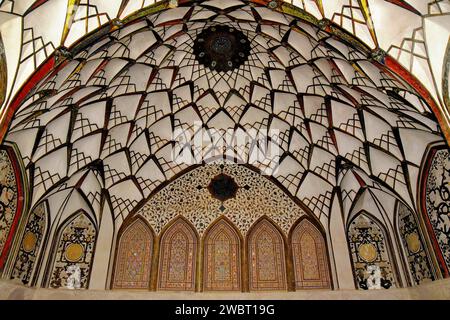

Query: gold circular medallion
[[406, 233, 421, 254], [22, 232, 37, 253], [64, 243, 84, 262], [358, 243, 378, 262]]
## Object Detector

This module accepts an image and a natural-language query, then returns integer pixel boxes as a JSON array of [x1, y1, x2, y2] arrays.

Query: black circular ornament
[[193, 25, 250, 72], [207, 173, 239, 202]]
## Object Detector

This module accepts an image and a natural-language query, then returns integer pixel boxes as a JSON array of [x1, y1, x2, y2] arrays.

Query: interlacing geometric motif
[[113, 218, 154, 289], [425, 148, 450, 271], [248, 219, 286, 291], [203, 218, 241, 291], [1, 0, 448, 126], [291, 219, 331, 289], [158, 218, 197, 291], [0, 148, 19, 265], [4, 1, 446, 229], [11, 202, 47, 285], [348, 213, 396, 290], [48, 212, 96, 289], [1, 0, 449, 292], [397, 202, 434, 285]]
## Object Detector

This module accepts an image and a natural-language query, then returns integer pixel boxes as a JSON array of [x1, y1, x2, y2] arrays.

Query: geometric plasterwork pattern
[[137, 163, 306, 236], [348, 213, 396, 290], [3, 1, 447, 231], [291, 219, 331, 289], [113, 218, 154, 289], [248, 219, 287, 291], [0, 0, 448, 132], [425, 148, 450, 271], [397, 201, 434, 285], [0, 147, 19, 266]]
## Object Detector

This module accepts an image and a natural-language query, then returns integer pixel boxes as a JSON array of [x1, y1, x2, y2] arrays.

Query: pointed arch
[[203, 217, 241, 291], [247, 217, 287, 291], [158, 217, 198, 291], [419, 144, 450, 277], [112, 216, 154, 289], [347, 211, 397, 290], [11, 201, 49, 285], [395, 201, 434, 285], [290, 218, 331, 289], [0, 144, 26, 271], [46, 210, 97, 289]]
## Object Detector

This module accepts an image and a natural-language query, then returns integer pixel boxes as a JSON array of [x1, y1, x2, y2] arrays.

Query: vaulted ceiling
[[1, 0, 447, 229], [0, 0, 449, 135]]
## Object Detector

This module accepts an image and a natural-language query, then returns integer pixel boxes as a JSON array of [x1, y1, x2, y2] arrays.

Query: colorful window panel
[[158, 218, 197, 291], [291, 219, 331, 289], [203, 219, 241, 291], [248, 219, 287, 291], [113, 217, 154, 289]]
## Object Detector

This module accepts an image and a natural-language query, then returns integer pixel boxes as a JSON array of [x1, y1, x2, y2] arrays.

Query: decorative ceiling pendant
[[193, 25, 250, 72], [207, 173, 239, 202]]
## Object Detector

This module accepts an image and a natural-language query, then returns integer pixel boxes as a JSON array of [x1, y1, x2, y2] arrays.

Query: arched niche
[[347, 212, 397, 290], [0, 144, 25, 272], [11, 201, 49, 285], [290, 218, 331, 289], [419, 145, 450, 277], [157, 217, 198, 291], [112, 216, 154, 289], [396, 201, 434, 285], [247, 218, 287, 291], [45, 211, 97, 289], [203, 218, 241, 291]]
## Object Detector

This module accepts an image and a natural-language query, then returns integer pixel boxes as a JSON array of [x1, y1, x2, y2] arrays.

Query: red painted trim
[[0, 56, 57, 141], [26, 0, 50, 14], [384, 56, 443, 123], [0, 146, 24, 270], [352, 171, 366, 188], [419, 148, 450, 277], [251, 0, 271, 6], [384, 0, 421, 16]]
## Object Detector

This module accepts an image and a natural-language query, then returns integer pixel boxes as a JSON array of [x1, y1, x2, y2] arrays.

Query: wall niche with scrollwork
[[422, 147, 450, 275]]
